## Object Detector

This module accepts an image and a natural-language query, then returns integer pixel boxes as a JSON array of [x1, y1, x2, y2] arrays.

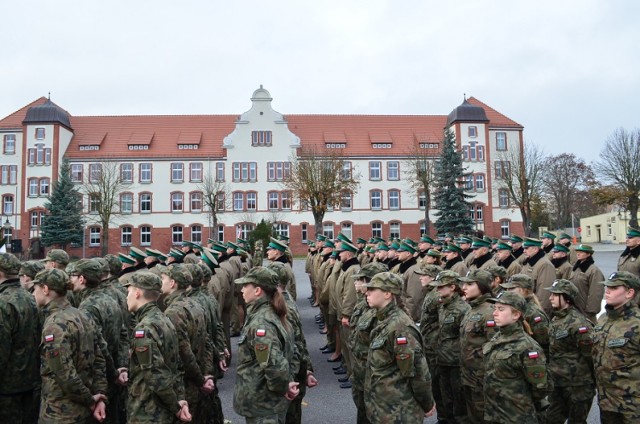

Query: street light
[[3, 217, 12, 252]]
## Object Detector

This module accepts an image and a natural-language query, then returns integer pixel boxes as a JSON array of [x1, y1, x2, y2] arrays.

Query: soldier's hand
[[177, 400, 192, 422], [425, 404, 436, 417], [218, 359, 228, 372], [285, 382, 300, 400], [92, 400, 107, 422], [306, 372, 318, 388], [224, 348, 230, 359], [201, 377, 215, 394], [116, 368, 128, 386], [341, 317, 350, 327]]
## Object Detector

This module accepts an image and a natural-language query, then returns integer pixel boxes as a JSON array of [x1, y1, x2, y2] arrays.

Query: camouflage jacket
[[102, 276, 130, 366], [436, 292, 470, 366], [548, 306, 594, 387], [187, 287, 227, 360], [364, 302, 434, 423], [483, 322, 551, 424], [459, 294, 497, 386], [233, 296, 294, 418], [419, 287, 440, 357], [0, 278, 40, 395], [283, 291, 310, 396], [348, 294, 377, 390], [128, 301, 183, 424], [524, 297, 550, 357], [252, 248, 264, 268], [592, 302, 640, 417], [39, 297, 108, 424]]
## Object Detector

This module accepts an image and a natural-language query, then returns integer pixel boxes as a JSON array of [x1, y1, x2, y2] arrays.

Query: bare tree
[[282, 146, 360, 235], [594, 128, 640, 228], [81, 161, 129, 256], [404, 142, 438, 235], [496, 142, 545, 237], [198, 172, 230, 238]]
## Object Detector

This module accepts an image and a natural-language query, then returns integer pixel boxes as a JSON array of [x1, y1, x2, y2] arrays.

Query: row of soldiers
[[305, 229, 640, 423], [0, 232, 312, 424]]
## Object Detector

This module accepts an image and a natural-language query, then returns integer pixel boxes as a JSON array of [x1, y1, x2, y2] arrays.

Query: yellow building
[[580, 211, 630, 244]]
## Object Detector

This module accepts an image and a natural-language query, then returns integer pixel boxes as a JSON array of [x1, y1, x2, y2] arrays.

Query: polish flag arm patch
[[533, 316, 542, 323], [578, 326, 588, 334], [45, 334, 54, 342], [256, 329, 266, 337], [396, 337, 408, 345], [528, 351, 539, 359], [486, 320, 495, 327], [135, 330, 145, 338]]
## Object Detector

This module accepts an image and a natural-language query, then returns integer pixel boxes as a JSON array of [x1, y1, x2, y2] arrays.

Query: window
[[281, 191, 291, 210], [246, 192, 257, 211], [191, 225, 202, 243], [341, 190, 352, 210], [232, 162, 257, 182], [464, 174, 474, 191], [273, 223, 289, 239], [369, 161, 381, 180], [89, 163, 102, 182], [140, 226, 151, 246], [71, 164, 83, 182], [475, 174, 485, 191], [496, 132, 507, 151], [371, 222, 382, 238], [39, 178, 50, 196], [172, 226, 183, 244], [387, 161, 400, 180], [89, 193, 101, 213], [140, 163, 152, 183], [418, 191, 427, 210], [301, 223, 308, 243], [388, 190, 400, 210], [190, 192, 203, 212], [216, 192, 225, 211], [28, 178, 38, 196], [35, 128, 45, 140], [498, 189, 509, 208], [190, 162, 203, 182], [120, 163, 133, 182], [468, 126, 478, 137], [120, 193, 133, 214], [171, 192, 184, 212], [0, 165, 17, 185], [463, 143, 485, 161], [236, 223, 254, 240], [89, 227, 101, 246], [341, 222, 352, 241], [216, 162, 225, 182], [323, 223, 334, 240], [471, 204, 483, 222], [495, 161, 511, 179], [586, 226, 591, 237], [233, 192, 244, 211], [31, 211, 44, 228], [252, 131, 272, 146], [121, 226, 132, 246], [341, 162, 352, 180], [28, 148, 35, 164], [500, 220, 511, 238], [3, 134, 15, 154], [2, 195, 13, 215], [36, 144, 45, 164], [419, 221, 426, 235], [608, 223, 613, 236], [389, 222, 400, 239], [171, 163, 184, 182], [267, 162, 291, 181], [268, 192, 279, 210], [370, 190, 382, 210], [217, 225, 225, 242], [140, 193, 152, 213]]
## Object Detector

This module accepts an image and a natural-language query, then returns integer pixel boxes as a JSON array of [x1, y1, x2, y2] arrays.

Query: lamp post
[[3, 217, 13, 252]]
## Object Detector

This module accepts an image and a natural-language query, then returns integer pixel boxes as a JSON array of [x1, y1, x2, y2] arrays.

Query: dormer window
[[178, 144, 199, 150], [372, 143, 392, 149], [468, 126, 478, 137], [325, 143, 346, 149], [252, 131, 272, 146], [79, 145, 100, 151], [128, 145, 149, 150], [419, 143, 439, 149]]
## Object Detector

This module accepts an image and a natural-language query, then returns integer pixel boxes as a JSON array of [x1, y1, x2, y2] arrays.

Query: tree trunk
[[101, 230, 109, 256], [629, 196, 639, 229], [313, 210, 324, 237]]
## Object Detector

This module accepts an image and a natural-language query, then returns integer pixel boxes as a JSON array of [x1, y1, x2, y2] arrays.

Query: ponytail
[[262, 286, 289, 329], [521, 318, 534, 336]]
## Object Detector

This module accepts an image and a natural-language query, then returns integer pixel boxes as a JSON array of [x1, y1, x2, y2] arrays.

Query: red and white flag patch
[[528, 351, 539, 359], [45, 334, 54, 342], [534, 316, 542, 323], [486, 320, 496, 327], [396, 337, 408, 345], [256, 329, 266, 337], [135, 330, 145, 338], [578, 326, 588, 334]]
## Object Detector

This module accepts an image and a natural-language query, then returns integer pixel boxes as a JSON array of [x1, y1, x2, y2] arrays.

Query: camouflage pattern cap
[[19, 260, 45, 278], [266, 262, 288, 286], [74, 258, 104, 284], [352, 262, 389, 280], [486, 265, 507, 279], [104, 254, 122, 276], [500, 273, 534, 290], [415, 263, 442, 277], [363, 271, 403, 296], [33, 268, 69, 293], [544, 279, 579, 300], [161, 264, 192, 288], [600, 271, 640, 290], [44, 249, 69, 266], [123, 270, 162, 293], [487, 291, 527, 314], [235, 266, 279, 290], [0, 252, 22, 275], [462, 269, 493, 292], [431, 270, 461, 287]]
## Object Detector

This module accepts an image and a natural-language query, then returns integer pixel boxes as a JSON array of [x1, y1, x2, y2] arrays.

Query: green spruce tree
[[433, 129, 475, 235], [41, 158, 85, 249]]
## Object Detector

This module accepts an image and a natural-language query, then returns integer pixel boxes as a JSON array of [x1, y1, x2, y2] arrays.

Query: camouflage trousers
[[351, 388, 371, 424], [547, 384, 594, 424], [285, 397, 302, 424], [438, 365, 467, 423], [425, 354, 442, 419], [600, 409, 640, 424], [0, 390, 39, 424], [245, 412, 286, 424], [463, 384, 486, 424]]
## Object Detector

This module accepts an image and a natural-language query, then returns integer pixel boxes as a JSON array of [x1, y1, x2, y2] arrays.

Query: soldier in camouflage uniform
[[348, 262, 388, 424], [483, 291, 551, 423], [31, 268, 109, 423], [234, 267, 298, 423], [124, 271, 191, 423], [593, 271, 640, 423], [544, 279, 595, 423], [459, 269, 497, 423], [160, 264, 215, 424], [0, 253, 41, 423], [43, 249, 70, 270], [363, 272, 435, 423], [18, 259, 45, 292], [267, 237, 296, 299]]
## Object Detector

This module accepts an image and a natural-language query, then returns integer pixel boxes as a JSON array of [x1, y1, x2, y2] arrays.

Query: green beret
[[363, 272, 403, 296], [235, 266, 279, 290], [33, 269, 69, 293], [487, 291, 526, 314], [123, 270, 162, 293]]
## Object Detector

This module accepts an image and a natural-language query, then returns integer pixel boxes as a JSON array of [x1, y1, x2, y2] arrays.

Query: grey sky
[[2, 1, 638, 163]]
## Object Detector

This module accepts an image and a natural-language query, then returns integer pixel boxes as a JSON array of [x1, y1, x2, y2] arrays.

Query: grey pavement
[[219, 247, 623, 423]]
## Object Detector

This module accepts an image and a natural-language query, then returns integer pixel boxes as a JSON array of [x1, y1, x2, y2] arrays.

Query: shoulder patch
[[486, 320, 496, 327], [396, 336, 408, 345], [135, 330, 145, 338], [533, 316, 542, 323], [528, 351, 539, 359], [256, 329, 266, 337], [45, 334, 55, 342], [578, 326, 588, 334], [607, 338, 628, 348]]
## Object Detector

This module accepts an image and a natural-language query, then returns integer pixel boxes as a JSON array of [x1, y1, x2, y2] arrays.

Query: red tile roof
[[0, 97, 48, 129], [467, 97, 523, 129]]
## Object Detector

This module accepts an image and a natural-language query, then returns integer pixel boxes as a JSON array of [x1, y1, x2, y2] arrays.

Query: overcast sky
[[1, 1, 637, 163]]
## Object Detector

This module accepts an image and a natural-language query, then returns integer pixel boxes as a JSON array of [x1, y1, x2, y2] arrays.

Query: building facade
[[0, 86, 524, 257]]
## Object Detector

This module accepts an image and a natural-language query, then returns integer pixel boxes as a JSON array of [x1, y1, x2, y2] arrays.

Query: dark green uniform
[[348, 294, 376, 424], [418, 287, 442, 416], [524, 297, 550, 358]]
